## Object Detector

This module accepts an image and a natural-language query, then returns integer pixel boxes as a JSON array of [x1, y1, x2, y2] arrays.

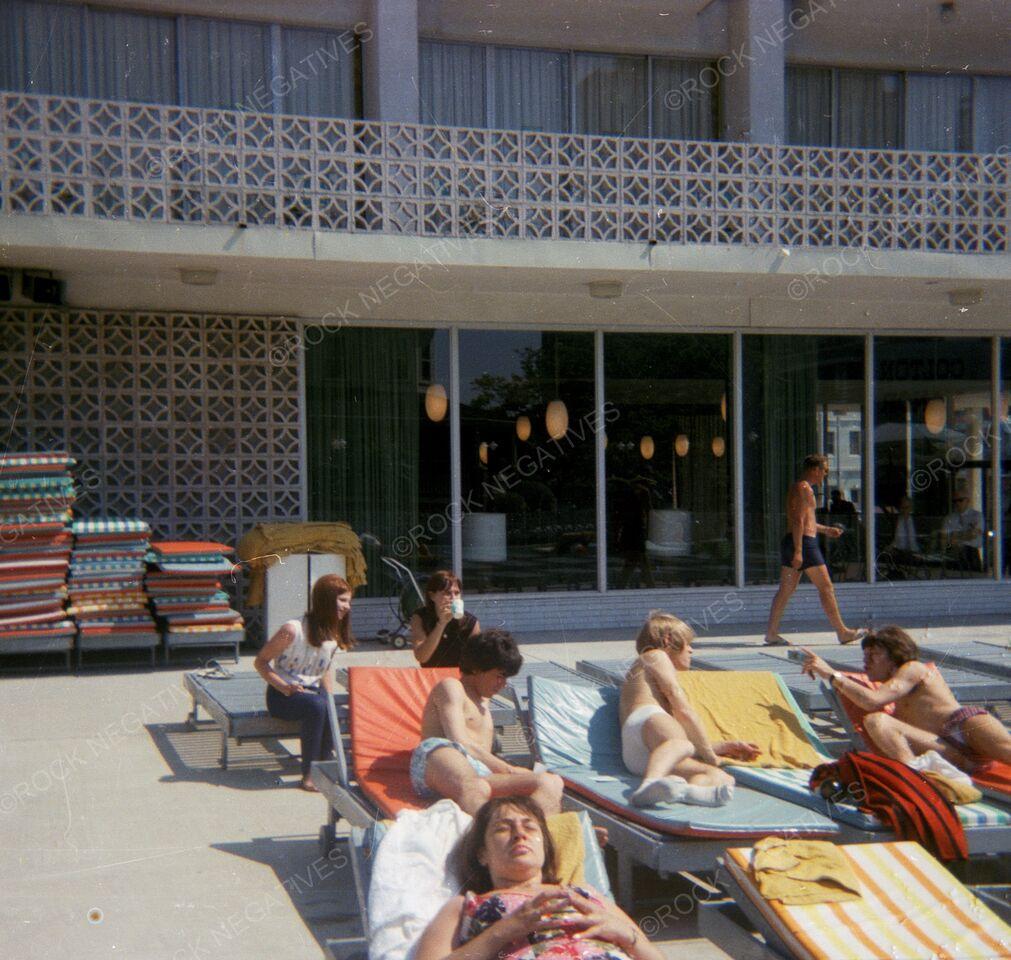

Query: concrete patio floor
[[1, 619, 1007, 959]]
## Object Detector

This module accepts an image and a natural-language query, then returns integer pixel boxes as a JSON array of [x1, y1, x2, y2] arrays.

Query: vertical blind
[[0, 0, 358, 118], [419, 41, 486, 127], [491, 46, 569, 133]]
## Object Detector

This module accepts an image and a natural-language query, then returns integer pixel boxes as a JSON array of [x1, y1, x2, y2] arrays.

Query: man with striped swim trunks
[[803, 625, 1011, 770]]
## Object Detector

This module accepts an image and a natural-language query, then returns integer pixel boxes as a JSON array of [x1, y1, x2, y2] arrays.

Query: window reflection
[[605, 333, 732, 589], [874, 338, 992, 580]]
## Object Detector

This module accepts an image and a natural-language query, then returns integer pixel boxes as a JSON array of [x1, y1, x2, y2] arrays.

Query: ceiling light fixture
[[588, 280, 623, 299], [179, 269, 218, 286]]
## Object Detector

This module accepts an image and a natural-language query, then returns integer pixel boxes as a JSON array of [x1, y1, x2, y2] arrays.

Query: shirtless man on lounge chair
[[620, 612, 760, 807], [802, 625, 1011, 770], [764, 453, 866, 647], [411, 629, 564, 816]]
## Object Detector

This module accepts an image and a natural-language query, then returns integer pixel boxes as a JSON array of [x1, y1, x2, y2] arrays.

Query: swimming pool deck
[[1, 620, 1007, 959]]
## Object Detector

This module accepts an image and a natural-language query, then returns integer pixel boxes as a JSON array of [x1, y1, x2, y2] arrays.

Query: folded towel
[[548, 811, 585, 887], [752, 836, 862, 905]]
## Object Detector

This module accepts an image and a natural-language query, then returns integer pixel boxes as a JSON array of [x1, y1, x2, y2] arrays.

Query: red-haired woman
[[410, 570, 481, 667], [255, 574, 354, 791]]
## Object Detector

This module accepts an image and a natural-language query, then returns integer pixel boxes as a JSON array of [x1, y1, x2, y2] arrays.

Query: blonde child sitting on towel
[[619, 612, 760, 807]]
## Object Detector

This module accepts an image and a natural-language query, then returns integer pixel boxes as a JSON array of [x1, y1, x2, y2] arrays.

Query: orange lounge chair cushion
[[349, 666, 459, 818]]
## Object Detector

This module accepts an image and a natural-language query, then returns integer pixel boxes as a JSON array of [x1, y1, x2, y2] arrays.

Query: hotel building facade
[[2, 0, 1009, 639]]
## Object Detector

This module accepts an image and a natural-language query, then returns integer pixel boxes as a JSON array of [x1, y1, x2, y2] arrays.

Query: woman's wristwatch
[[830, 670, 844, 686]]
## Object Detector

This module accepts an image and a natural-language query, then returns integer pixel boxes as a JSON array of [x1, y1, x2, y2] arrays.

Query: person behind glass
[[410, 570, 481, 667], [414, 795, 662, 960], [254, 574, 353, 792], [941, 488, 983, 573]]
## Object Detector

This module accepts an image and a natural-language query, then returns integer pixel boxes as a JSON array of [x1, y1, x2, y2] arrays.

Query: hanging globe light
[[516, 415, 532, 441], [924, 398, 946, 435], [640, 435, 655, 460], [424, 383, 448, 422], [545, 400, 569, 440], [674, 434, 690, 457], [720, 393, 727, 422], [478, 442, 489, 465], [712, 436, 726, 458]]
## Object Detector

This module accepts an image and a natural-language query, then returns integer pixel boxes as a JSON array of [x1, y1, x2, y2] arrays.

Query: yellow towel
[[920, 770, 983, 805], [752, 837, 862, 905], [677, 672, 825, 769], [236, 522, 367, 605], [546, 811, 585, 887]]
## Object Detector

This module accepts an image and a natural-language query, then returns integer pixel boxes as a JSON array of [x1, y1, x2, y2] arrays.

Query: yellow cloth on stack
[[546, 811, 586, 886], [236, 522, 367, 605], [920, 770, 983, 804], [676, 671, 825, 768], [752, 837, 862, 905]]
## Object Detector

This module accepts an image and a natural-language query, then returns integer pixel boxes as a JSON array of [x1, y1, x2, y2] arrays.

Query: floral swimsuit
[[456, 888, 632, 960]]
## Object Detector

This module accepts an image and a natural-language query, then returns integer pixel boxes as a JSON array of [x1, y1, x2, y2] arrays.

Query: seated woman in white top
[[254, 574, 353, 791]]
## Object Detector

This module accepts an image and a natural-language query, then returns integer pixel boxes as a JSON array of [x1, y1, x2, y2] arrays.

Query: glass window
[[574, 53, 648, 137], [973, 76, 1011, 153], [786, 65, 833, 146], [874, 337, 992, 581], [825, 431, 836, 455], [491, 46, 569, 132], [651, 58, 716, 140], [281, 27, 359, 119], [836, 69, 903, 149], [1002, 339, 1010, 578], [0, 0, 89, 97], [183, 17, 270, 111], [458, 331, 596, 594], [419, 41, 486, 127], [605, 333, 733, 589], [906, 74, 972, 152], [743, 336, 865, 584], [306, 327, 451, 597], [89, 7, 177, 104]]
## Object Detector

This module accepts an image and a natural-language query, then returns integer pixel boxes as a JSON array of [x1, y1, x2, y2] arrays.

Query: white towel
[[367, 799, 473, 960]]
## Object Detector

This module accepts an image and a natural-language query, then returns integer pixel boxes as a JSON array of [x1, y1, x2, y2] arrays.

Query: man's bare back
[[419, 677, 494, 753]]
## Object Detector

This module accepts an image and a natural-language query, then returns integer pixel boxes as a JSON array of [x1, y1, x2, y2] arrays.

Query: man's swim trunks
[[409, 737, 493, 798], [938, 705, 989, 762], [779, 533, 826, 570]]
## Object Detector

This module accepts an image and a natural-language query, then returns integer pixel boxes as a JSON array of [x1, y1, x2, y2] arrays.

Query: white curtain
[[491, 46, 568, 132], [651, 57, 715, 140], [183, 17, 270, 111], [974, 76, 1011, 153], [906, 74, 972, 151], [786, 65, 832, 146], [574, 53, 648, 137], [836, 69, 903, 149], [281, 27, 357, 118], [419, 41, 486, 127], [88, 7, 176, 104], [0, 0, 89, 96]]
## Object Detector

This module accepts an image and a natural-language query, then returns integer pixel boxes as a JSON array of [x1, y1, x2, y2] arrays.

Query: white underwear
[[621, 704, 666, 776]]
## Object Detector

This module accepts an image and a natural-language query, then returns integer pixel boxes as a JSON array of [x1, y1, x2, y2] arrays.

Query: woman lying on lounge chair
[[414, 796, 661, 960]]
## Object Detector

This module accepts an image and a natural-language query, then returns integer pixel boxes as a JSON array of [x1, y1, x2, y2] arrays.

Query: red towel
[[810, 750, 967, 861]]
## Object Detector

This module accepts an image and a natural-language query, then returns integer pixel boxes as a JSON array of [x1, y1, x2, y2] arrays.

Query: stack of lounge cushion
[[67, 519, 157, 641], [0, 453, 76, 651], [146, 541, 244, 649]]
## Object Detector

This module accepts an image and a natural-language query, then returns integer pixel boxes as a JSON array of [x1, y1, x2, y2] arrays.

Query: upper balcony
[[2, 91, 1008, 256]]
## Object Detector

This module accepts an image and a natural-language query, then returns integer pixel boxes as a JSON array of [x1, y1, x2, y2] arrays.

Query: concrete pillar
[[720, 0, 786, 144], [363, 0, 420, 122]]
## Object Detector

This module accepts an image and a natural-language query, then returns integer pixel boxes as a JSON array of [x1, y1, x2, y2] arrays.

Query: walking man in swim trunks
[[764, 453, 865, 646], [411, 629, 564, 816], [620, 612, 760, 807], [802, 626, 1011, 770]]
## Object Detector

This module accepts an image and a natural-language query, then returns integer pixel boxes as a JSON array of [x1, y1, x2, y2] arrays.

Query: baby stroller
[[375, 556, 425, 649]]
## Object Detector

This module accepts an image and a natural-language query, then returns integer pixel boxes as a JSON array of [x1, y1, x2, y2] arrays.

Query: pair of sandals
[[764, 627, 869, 647]]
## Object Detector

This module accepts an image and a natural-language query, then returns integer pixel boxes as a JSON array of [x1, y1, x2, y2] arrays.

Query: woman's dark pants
[[266, 684, 334, 777]]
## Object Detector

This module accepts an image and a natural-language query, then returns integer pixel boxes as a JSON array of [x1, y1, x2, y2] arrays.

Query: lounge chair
[[916, 638, 1011, 680], [545, 667, 1011, 858], [820, 671, 1011, 805], [311, 665, 527, 851], [698, 839, 1011, 960], [527, 674, 842, 906], [325, 804, 612, 960]]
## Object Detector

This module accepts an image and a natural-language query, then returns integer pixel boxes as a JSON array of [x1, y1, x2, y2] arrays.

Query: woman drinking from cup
[[410, 570, 480, 668]]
